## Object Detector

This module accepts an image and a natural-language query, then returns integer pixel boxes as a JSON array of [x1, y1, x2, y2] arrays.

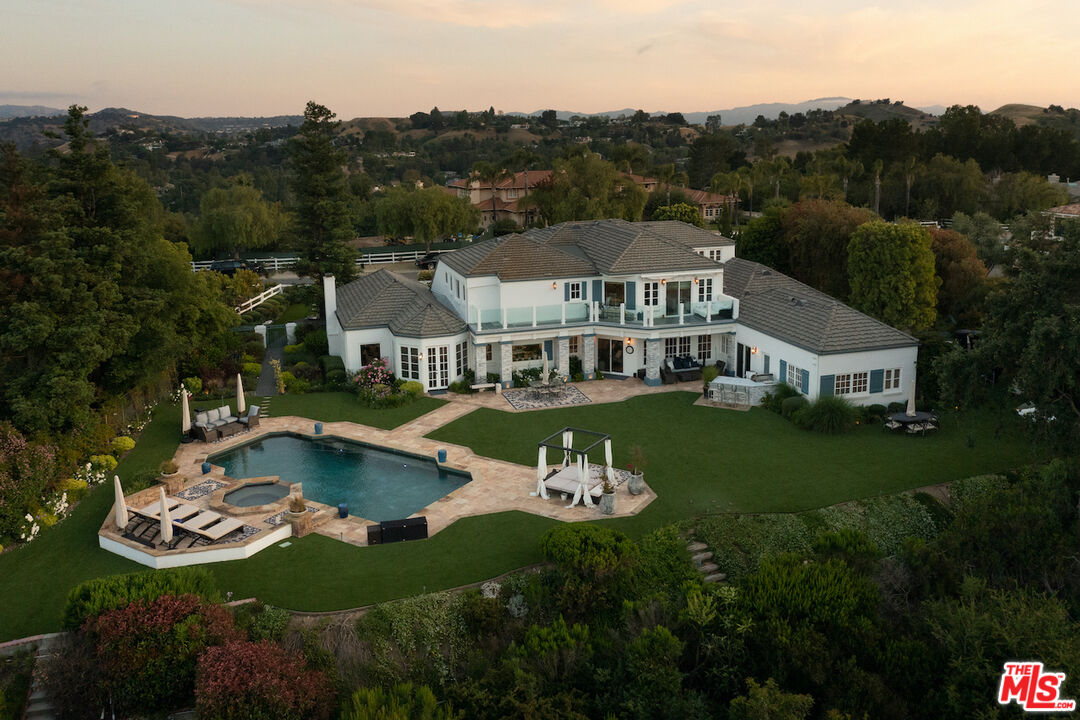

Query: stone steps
[[690, 551, 713, 566], [703, 572, 727, 584], [685, 532, 727, 584], [698, 561, 719, 575]]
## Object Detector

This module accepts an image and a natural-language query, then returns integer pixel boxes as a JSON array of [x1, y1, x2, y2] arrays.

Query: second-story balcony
[[469, 299, 737, 333]]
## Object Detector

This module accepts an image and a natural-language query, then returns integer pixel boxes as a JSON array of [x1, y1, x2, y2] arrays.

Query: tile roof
[[723, 257, 918, 355], [1047, 203, 1080, 217], [335, 270, 465, 337], [440, 219, 728, 279], [658, 184, 736, 206], [447, 170, 553, 191]]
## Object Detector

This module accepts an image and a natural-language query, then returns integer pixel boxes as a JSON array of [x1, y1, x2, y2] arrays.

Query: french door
[[427, 346, 449, 389]]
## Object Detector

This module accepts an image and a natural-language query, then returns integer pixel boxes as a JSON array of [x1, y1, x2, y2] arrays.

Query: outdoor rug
[[176, 479, 228, 500], [503, 385, 592, 411]]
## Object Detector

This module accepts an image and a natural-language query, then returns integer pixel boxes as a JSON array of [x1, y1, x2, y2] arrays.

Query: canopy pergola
[[535, 427, 614, 508]]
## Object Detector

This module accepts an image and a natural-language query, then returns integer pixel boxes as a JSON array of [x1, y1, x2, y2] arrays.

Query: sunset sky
[[4, 0, 1079, 118]]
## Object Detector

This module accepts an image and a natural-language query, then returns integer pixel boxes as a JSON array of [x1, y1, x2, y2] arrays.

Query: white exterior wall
[[733, 325, 823, 395], [392, 332, 470, 392], [818, 346, 918, 407], [433, 264, 469, 320], [338, 327, 396, 372]]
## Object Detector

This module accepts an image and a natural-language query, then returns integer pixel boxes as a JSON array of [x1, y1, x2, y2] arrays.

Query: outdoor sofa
[[664, 355, 703, 382], [192, 405, 259, 442]]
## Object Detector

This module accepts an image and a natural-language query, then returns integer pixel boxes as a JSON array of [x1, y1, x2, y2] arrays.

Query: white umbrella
[[236, 373, 246, 414], [158, 486, 173, 546], [181, 387, 191, 435], [113, 475, 128, 530], [906, 379, 917, 417], [542, 350, 550, 385]]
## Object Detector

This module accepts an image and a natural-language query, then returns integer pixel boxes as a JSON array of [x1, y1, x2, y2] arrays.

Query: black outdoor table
[[889, 411, 934, 425]]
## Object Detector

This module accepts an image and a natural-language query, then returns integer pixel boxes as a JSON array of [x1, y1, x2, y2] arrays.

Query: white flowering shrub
[[18, 513, 40, 543]]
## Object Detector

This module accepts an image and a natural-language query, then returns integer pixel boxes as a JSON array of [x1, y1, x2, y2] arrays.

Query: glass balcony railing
[[469, 298, 735, 331]]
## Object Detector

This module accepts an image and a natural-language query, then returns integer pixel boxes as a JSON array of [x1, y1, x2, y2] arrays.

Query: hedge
[[63, 567, 220, 630]]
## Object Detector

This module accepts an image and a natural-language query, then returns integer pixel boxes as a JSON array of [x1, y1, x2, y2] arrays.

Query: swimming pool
[[209, 434, 470, 521]]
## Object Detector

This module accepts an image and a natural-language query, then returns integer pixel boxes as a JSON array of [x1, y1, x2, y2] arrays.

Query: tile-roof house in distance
[[324, 219, 917, 403]]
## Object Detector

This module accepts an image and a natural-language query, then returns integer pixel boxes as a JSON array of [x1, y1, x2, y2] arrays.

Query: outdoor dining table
[[886, 411, 938, 435]]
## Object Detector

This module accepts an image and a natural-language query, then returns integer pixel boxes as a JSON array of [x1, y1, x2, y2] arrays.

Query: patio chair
[[883, 419, 902, 432], [239, 405, 260, 430]]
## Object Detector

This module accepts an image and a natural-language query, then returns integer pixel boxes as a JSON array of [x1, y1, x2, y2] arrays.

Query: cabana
[[535, 427, 615, 508]]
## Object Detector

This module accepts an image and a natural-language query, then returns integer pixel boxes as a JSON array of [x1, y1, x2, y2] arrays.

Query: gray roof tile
[[335, 270, 465, 337], [723, 257, 917, 355]]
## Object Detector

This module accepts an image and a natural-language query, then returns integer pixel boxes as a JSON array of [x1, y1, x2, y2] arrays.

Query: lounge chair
[[180, 510, 223, 531], [239, 405, 260, 430], [194, 517, 245, 541]]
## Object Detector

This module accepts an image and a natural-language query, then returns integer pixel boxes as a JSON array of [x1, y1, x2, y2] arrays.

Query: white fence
[[191, 249, 454, 273], [235, 284, 285, 314]]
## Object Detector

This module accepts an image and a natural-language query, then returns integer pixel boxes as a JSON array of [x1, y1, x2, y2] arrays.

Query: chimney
[[323, 274, 337, 319]]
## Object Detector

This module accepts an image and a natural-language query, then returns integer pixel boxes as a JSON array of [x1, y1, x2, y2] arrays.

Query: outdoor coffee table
[[217, 422, 242, 440]]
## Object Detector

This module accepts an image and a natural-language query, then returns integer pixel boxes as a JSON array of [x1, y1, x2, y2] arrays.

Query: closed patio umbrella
[[113, 475, 128, 530], [906, 379, 917, 417], [181, 387, 191, 436], [236, 373, 246, 414], [542, 350, 550, 385], [158, 486, 173, 546]]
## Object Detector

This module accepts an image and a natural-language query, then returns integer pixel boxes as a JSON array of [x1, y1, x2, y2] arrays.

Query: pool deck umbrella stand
[[535, 427, 615, 508]]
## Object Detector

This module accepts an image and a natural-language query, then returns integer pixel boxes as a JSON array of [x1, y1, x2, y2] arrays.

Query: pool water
[[209, 434, 470, 521], [224, 483, 290, 507]]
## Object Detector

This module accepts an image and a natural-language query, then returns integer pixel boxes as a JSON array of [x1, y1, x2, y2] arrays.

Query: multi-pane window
[[697, 278, 713, 302], [852, 372, 868, 394], [568, 282, 582, 300], [455, 341, 467, 377], [569, 336, 580, 355], [644, 282, 659, 306], [485, 344, 493, 362], [400, 346, 420, 381], [678, 336, 691, 356], [835, 373, 852, 395], [884, 368, 901, 390], [787, 363, 801, 389], [697, 335, 711, 362], [664, 337, 677, 358]]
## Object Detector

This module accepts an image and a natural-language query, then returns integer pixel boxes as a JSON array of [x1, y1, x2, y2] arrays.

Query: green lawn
[[427, 391, 1039, 536], [273, 302, 313, 324], [0, 391, 1037, 642], [269, 392, 445, 429]]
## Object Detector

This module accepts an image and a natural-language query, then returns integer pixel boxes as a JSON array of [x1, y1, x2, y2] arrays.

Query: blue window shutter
[[819, 373, 834, 396], [564, 283, 570, 302], [581, 282, 588, 301], [763, 355, 770, 374], [543, 340, 553, 360], [779, 359, 787, 382], [592, 280, 602, 304], [625, 281, 636, 310], [869, 369, 884, 393], [801, 368, 810, 394]]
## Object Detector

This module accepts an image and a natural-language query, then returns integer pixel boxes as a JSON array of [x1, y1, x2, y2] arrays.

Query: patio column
[[582, 334, 596, 379], [500, 341, 513, 388], [644, 339, 662, 386], [557, 336, 570, 379], [474, 342, 487, 382]]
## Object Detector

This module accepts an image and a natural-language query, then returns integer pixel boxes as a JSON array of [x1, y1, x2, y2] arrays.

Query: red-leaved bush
[[196, 640, 335, 720], [85, 593, 241, 714]]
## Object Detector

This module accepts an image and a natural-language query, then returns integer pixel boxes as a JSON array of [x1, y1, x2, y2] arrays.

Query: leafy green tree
[[949, 211, 1005, 269], [738, 205, 789, 270], [782, 199, 876, 299], [288, 101, 357, 282], [729, 678, 814, 720], [688, 132, 740, 188], [375, 186, 479, 251], [191, 174, 286, 259], [847, 220, 938, 331], [527, 153, 646, 226], [989, 171, 1068, 219], [470, 160, 511, 225], [343, 682, 459, 720], [653, 202, 704, 227], [928, 228, 987, 326]]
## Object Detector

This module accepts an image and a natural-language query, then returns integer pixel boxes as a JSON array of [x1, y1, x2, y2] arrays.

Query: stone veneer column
[[500, 342, 513, 388], [557, 336, 570, 379], [644, 338, 662, 386], [473, 342, 487, 383], [582, 334, 596, 379]]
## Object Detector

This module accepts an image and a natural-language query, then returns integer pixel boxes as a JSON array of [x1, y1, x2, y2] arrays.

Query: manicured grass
[[427, 392, 1039, 535], [270, 392, 446, 429], [0, 391, 1037, 642], [274, 302, 313, 324]]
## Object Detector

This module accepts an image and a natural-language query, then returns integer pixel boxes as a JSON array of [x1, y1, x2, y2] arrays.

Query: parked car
[[415, 252, 441, 270], [208, 259, 267, 276]]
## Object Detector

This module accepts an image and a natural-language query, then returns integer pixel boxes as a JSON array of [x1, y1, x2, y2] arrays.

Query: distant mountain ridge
[[0, 104, 66, 119], [505, 97, 857, 125]]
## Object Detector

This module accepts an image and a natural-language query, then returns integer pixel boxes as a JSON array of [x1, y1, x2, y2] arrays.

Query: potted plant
[[627, 445, 646, 496], [159, 459, 183, 493], [286, 494, 306, 517], [599, 466, 616, 515], [160, 460, 179, 477]]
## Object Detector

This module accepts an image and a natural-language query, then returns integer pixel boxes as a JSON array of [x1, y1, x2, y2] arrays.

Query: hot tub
[[223, 482, 290, 507]]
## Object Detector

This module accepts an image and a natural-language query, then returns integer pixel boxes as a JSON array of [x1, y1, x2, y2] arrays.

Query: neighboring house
[[1046, 202, 1080, 219], [324, 219, 918, 405], [447, 170, 553, 228], [659, 185, 740, 223]]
